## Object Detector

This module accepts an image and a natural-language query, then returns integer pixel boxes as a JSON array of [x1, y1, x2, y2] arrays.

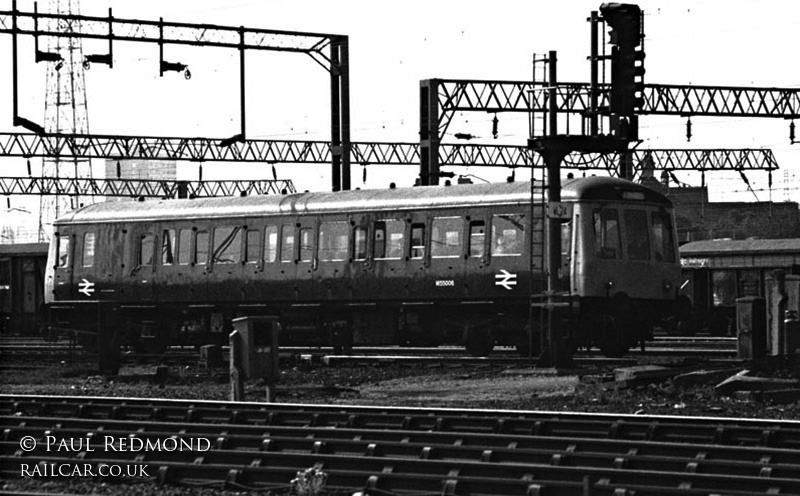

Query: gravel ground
[[2, 355, 800, 495]]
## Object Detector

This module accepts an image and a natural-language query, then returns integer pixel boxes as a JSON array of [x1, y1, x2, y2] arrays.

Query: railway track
[[0, 336, 738, 362], [2, 394, 800, 495]]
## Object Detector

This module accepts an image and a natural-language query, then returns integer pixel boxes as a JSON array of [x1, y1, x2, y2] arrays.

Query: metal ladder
[[525, 53, 552, 354]]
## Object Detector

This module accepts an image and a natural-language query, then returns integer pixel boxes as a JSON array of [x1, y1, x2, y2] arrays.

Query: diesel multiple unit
[[45, 176, 684, 357]]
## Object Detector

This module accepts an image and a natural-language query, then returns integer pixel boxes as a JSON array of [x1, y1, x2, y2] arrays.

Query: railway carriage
[[0, 242, 48, 335], [45, 176, 684, 357]]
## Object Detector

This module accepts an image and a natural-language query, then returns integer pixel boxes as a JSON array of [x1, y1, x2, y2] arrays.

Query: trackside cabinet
[[231, 316, 280, 380], [736, 296, 766, 359]]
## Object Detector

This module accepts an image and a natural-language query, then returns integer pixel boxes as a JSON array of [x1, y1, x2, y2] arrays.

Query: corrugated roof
[[680, 238, 800, 256]]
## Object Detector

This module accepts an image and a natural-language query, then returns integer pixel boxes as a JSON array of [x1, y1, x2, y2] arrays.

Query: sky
[[1, 0, 799, 220]]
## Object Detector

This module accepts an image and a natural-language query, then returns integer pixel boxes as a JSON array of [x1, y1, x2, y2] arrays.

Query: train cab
[[564, 177, 684, 355]]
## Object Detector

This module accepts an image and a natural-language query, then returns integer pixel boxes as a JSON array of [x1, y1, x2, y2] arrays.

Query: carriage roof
[[54, 176, 671, 225]]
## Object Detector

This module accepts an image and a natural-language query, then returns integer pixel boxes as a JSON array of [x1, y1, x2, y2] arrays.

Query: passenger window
[[245, 229, 260, 264], [469, 221, 485, 258], [299, 228, 313, 262], [139, 233, 154, 267], [374, 220, 404, 260], [162, 229, 176, 266], [82, 232, 95, 267], [57, 235, 70, 268], [593, 209, 621, 260], [432, 217, 462, 258], [650, 211, 676, 262], [213, 226, 242, 264], [353, 227, 367, 261], [264, 226, 278, 263], [491, 214, 524, 256], [281, 225, 295, 262], [319, 222, 349, 262], [624, 210, 650, 261], [195, 231, 209, 265], [410, 223, 426, 259], [178, 229, 192, 265]]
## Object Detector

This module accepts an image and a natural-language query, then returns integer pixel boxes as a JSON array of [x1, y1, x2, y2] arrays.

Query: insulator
[[116, 161, 121, 179], [738, 171, 751, 186], [685, 117, 692, 142], [271, 165, 277, 181], [199, 164, 203, 182], [768, 170, 772, 189], [26, 159, 31, 176], [790, 120, 796, 144], [362, 166, 367, 184], [492, 114, 499, 139]]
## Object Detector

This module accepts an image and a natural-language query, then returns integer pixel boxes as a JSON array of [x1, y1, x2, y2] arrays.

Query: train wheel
[[329, 321, 353, 355], [465, 327, 494, 357], [599, 315, 630, 358]]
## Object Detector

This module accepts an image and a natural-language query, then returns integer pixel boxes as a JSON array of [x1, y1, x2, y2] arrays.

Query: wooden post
[[229, 330, 244, 401], [97, 303, 120, 375], [265, 322, 281, 402]]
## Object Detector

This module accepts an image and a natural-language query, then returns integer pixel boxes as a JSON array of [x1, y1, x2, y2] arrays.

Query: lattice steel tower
[[38, 0, 93, 242]]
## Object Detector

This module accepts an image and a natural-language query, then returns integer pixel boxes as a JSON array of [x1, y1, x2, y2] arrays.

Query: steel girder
[[433, 79, 800, 118], [0, 132, 778, 172], [0, 4, 351, 190], [0, 5, 337, 55], [0, 176, 296, 198]]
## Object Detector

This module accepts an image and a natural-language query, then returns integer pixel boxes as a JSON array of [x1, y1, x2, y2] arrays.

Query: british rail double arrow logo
[[78, 278, 95, 297], [494, 270, 517, 290]]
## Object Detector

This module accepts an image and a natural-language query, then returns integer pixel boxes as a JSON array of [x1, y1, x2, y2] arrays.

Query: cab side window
[[651, 211, 676, 262], [624, 209, 650, 261], [57, 234, 71, 268], [593, 209, 621, 260]]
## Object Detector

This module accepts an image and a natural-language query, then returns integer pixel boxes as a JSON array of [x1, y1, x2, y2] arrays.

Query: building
[[659, 185, 800, 243]]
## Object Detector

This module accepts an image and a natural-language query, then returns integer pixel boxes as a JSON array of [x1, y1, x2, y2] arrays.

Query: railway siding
[[2, 395, 800, 495]]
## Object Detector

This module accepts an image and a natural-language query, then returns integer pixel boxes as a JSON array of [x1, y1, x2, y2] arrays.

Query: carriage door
[[75, 231, 97, 301], [131, 231, 155, 301], [53, 231, 74, 300], [278, 222, 317, 301], [429, 216, 466, 297], [464, 217, 491, 296]]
